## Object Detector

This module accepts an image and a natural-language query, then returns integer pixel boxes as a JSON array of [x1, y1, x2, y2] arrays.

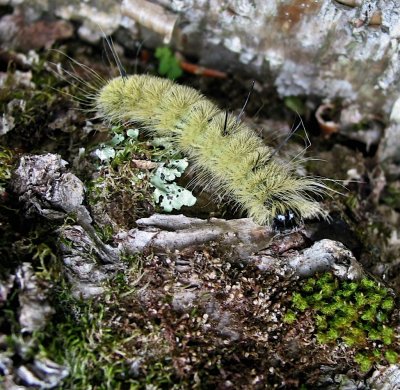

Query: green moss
[[354, 291, 367, 307], [302, 277, 316, 292], [0, 53, 77, 153], [382, 298, 394, 311], [87, 124, 197, 228], [385, 350, 398, 364], [34, 252, 189, 389], [287, 272, 399, 372], [382, 183, 400, 209], [283, 310, 297, 324], [39, 264, 144, 388], [340, 282, 358, 297], [360, 278, 376, 290], [292, 292, 309, 311], [381, 326, 394, 345], [361, 307, 376, 322], [42, 296, 132, 389], [95, 224, 115, 244], [354, 353, 373, 372], [0, 146, 14, 195]]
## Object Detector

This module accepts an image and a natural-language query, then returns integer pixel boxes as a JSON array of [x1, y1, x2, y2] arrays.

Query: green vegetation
[[0, 146, 14, 196], [283, 96, 306, 116], [284, 272, 399, 372], [41, 292, 132, 389], [282, 310, 296, 324], [382, 183, 400, 209], [88, 125, 196, 229], [37, 254, 181, 389], [0, 50, 85, 159], [45, 305, 177, 389], [155, 47, 183, 80]]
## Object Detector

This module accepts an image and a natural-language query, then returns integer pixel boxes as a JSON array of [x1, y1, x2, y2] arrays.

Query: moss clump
[[42, 294, 131, 389], [0, 54, 79, 153], [282, 310, 297, 324], [287, 272, 399, 372], [86, 126, 155, 229], [382, 183, 400, 209], [0, 146, 14, 196], [87, 125, 197, 229], [39, 256, 181, 389]]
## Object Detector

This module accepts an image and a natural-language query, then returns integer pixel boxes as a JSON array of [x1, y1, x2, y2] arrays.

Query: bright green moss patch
[[385, 350, 399, 364], [287, 272, 399, 372], [282, 310, 296, 324], [354, 353, 374, 372], [292, 292, 309, 311]]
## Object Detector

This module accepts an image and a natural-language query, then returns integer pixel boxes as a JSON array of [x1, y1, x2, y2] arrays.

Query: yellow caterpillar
[[94, 72, 328, 226]]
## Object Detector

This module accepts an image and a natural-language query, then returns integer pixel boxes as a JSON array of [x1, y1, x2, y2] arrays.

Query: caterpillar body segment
[[96, 74, 327, 226]]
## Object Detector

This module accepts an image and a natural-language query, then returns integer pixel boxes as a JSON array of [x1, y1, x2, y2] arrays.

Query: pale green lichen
[[90, 125, 196, 218], [151, 159, 196, 212]]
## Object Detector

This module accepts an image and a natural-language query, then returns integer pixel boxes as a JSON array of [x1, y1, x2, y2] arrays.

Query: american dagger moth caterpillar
[[65, 40, 329, 226], [94, 73, 328, 226]]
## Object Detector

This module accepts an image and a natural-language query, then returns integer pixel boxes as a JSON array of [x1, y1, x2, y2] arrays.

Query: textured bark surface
[[1, 1, 400, 388], [2, 0, 399, 167], [9, 153, 398, 389], [2, 0, 399, 119]]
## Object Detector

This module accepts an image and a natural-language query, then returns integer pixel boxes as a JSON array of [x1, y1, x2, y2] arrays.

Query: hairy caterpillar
[[67, 42, 329, 226], [93, 73, 328, 226]]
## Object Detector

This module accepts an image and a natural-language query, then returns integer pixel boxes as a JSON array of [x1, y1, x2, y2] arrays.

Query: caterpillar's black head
[[273, 210, 297, 231]]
